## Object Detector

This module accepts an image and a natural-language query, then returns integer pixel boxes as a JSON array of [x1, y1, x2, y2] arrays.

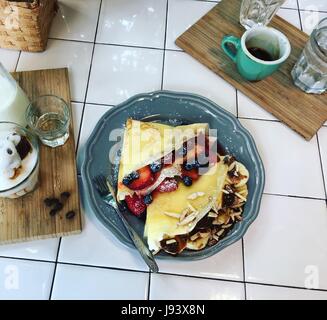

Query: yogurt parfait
[[0, 122, 39, 199]]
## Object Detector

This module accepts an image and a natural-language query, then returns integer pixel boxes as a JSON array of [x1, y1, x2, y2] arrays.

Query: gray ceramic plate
[[81, 91, 265, 260]]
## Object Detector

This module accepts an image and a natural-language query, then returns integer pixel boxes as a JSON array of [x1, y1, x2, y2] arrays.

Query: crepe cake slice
[[117, 119, 209, 202], [144, 156, 249, 255], [144, 161, 229, 253]]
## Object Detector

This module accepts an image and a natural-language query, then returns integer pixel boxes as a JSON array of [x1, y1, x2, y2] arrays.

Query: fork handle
[[106, 196, 159, 273], [123, 220, 159, 273]]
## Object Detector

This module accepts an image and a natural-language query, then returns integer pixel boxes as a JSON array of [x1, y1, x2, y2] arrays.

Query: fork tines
[[93, 175, 109, 196]]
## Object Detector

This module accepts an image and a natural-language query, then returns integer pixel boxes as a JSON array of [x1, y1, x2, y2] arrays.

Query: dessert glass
[[0, 122, 40, 199]]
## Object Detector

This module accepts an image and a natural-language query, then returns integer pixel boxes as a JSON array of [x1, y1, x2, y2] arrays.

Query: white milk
[[0, 76, 30, 127]]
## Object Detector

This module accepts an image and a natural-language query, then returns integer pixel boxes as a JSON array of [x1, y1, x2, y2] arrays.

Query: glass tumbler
[[291, 18, 327, 94], [26, 95, 71, 148], [240, 0, 286, 30]]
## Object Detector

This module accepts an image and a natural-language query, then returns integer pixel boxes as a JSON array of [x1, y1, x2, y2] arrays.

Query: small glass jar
[[240, 0, 286, 30], [291, 18, 327, 94], [26, 95, 71, 148], [0, 122, 39, 199]]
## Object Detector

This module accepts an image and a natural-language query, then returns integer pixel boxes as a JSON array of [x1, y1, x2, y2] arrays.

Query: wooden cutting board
[[0, 68, 82, 244], [176, 0, 327, 141]]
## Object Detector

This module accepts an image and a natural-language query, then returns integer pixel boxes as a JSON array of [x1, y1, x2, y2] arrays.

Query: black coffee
[[248, 47, 275, 61]]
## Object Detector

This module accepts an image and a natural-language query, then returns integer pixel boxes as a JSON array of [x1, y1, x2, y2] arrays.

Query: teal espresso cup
[[221, 26, 291, 81]]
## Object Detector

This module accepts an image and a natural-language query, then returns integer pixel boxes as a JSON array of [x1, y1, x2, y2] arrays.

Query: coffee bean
[[49, 209, 58, 216], [44, 198, 59, 207], [65, 211, 75, 220], [60, 191, 71, 201], [53, 202, 63, 211]]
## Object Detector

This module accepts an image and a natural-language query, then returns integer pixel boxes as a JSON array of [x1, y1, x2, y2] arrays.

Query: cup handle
[[221, 36, 241, 63]]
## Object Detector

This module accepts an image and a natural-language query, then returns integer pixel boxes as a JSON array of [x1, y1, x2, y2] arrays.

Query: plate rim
[[81, 90, 265, 260]]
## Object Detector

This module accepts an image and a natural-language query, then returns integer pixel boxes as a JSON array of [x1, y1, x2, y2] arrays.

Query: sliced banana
[[234, 162, 249, 188], [186, 234, 210, 251]]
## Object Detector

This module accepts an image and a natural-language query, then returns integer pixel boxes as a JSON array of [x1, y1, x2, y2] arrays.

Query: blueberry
[[122, 176, 132, 186], [123, 171, 139, 186], [184, 163, 195, 171], [130, 171, 140, 180], [184, 161, 200, 170], [182, 176, 193, 186], [149, 161, 162, 173], [143, 194, 153, 205]]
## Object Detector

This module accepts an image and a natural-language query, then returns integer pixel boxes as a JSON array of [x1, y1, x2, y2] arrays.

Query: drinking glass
[[291, 18, 327, 94], [26, 95, 71, 148], [240, 0, 286, 30]]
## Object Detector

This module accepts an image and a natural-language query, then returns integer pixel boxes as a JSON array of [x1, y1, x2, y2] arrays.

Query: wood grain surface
[[176, 0, 327, 140], [0, 68, 82, 244]]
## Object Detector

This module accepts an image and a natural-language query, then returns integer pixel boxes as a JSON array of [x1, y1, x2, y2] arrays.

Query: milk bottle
[[0, 63, 30, 127]]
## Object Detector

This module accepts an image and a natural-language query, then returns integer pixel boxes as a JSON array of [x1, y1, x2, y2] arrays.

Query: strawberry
[[128, 166, 154, 190], [182, 168, 199, 180], [156, 178, 178, 193], [125, 194, 146, 217]]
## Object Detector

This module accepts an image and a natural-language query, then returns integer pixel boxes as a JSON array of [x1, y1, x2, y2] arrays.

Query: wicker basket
[[0, 0, 57, 52]]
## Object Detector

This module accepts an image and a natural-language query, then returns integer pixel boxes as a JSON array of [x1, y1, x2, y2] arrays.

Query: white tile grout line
[[160, 0, 169, 91], [14, 51, 21, 72], [48, 238, 61, 299], [0, 256, 327, 292], [296, 0, 304, 31], [241, 238, 247, 299], [48, 0, 104, 301], [316, 134, 327, 203], [147, 272, 152, 300], [2, 255, 327, 295]]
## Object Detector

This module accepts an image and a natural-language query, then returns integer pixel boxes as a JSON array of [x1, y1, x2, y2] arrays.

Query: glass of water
[[26, 95, 71, 148], [240, 0, 286, 30], [291, 18, 327, 94]]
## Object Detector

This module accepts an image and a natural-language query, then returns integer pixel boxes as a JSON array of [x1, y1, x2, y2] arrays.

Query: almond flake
[[222, 223, 233, 229], [212, 235, 219, 241], [178, 211, 198, 225], [179, 208, 190, 222], [199, 231, 210, 238], [222, 189, 229, 194], [164, 212, 181, 219], [187, 202, 197, 212], [190, 233, 201, 241], [187, 192, 205, 200], [208, 212, 218, 218], [166, 239, 177, 245], [228, 161, 236, 171], [235, 192, 247, 202], [217, 229, 225, 236]]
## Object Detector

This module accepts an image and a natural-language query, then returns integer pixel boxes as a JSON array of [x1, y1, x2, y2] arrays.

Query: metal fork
[[93, 175, 159, 273]]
